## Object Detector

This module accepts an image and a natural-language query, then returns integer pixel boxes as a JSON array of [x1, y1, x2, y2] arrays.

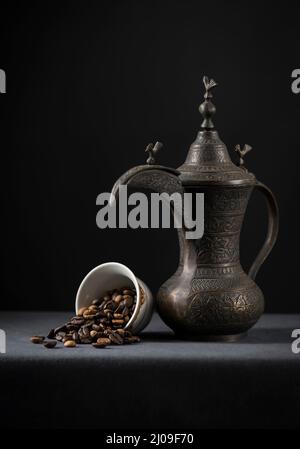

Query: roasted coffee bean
[[84, 320, 95, 328], [78, 307, 87, 316], [122, 289, 133, 296], [79, 326, 90, 337], [80, 338, 92, 344], [109, 331, 123, 345], [125, 336, 140, 344], [30, 336, 45, 344], [71, 318, 85, 326], [92, 324, 100, 331], [124, 296, 133, 307], [92, 298, 101, 305], [112, 319, 124, 325], [88, 305, 98, 312], [47, 329, 55, 339], [83, 311, 95, 319], [92, 344, 106, 349], [63, 335, 73, 343], [113, 294, 123, 304], [98, 301, 106, 311], [122, 306, 129, 316], [73, 331, 79, 343], [64, 340, 76, 348], [124, 316, 129, 322], [97, 337, 111, 346], [90, 330, 99, 339], [113, 313, 123, 319], [106, 312, 113, 321], [56, 331, 66, 339], [116, 328, 126, 337], [113, 304, 121, 314], [44, 340, 57, 349], [54, 325, 67, 334]]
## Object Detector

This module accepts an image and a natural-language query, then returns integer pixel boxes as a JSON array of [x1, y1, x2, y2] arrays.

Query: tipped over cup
[[75, 262, 154, 334]]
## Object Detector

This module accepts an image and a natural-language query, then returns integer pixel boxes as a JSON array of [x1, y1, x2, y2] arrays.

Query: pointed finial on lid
[[199, 76, 218, 129]]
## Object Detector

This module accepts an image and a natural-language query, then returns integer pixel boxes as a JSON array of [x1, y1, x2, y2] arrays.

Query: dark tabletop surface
[[0, 312, 299, 429]]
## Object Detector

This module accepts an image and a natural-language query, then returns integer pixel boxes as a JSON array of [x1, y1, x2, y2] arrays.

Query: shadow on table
[[141, 328, 294, 344]]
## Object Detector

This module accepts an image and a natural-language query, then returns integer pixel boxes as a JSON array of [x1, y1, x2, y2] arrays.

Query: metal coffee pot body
[[111, 77, 279, 340]]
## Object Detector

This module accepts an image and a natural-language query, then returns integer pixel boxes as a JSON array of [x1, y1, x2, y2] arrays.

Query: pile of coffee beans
[[30, 286, 141, 349]]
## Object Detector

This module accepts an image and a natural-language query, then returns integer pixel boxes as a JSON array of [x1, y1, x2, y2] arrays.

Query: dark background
[[0, 0, 299, 313]]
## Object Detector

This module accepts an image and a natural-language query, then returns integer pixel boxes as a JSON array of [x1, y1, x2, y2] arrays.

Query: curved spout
[[110, 165, 182, 206]]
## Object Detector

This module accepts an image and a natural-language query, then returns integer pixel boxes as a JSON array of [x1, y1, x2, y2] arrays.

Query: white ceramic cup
[[75, 262, 154, 334]]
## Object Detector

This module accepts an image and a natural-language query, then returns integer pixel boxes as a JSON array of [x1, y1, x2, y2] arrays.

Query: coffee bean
[[54, 325, 67, 334], [47, 329, 55, 339], [116, 329, 126, 337], [97, 337, 111, 346], [55, 331, 66, 342], [63, 335, 73, 343], [122, 306, 129, 316], [92, 298, 101, 306], [88, 305, 98, 312], [83, 311, 95, 319], [78, 307, 87, 316], [113, 294, 123, 304], [109, 331, 123, 345], [79, 326, 90, 338], [64, 340, 76, 348], [92, 343, 107, 348], [124, 296, 133, 307], [122, 289, 133, 296], [73, 331, 79, 343], [44, 340, 57, 349], [125, 336, 140, 344], [84, 320, 95, 328], [90, 330, 99, 339], [80, 338, 92, 344], [30, 336, 45, 344], [71, 318, 85, 326], [112, 319, 124, 325], [92, 324, 100, 331]]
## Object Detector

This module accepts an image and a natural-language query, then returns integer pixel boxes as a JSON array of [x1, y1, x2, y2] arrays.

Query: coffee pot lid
[[178, 76, 256, 186]]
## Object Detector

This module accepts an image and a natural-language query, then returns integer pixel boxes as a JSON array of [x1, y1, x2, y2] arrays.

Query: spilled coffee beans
[[43, 340, 57, 349], [30, 336, 45, 344], [31, 286, 141, 349]]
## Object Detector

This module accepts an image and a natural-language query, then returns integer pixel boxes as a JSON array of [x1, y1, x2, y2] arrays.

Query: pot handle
[[248, 182, 279, 280]]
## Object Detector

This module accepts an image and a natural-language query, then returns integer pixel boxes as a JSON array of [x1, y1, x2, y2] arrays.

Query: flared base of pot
[[175, 331, 247, 342]]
